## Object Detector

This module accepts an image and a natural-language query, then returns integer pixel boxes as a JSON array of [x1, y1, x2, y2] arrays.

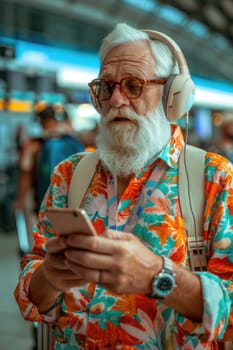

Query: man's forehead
[[101, 41, 155, 71]]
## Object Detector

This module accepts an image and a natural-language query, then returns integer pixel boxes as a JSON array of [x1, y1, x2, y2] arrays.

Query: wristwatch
[[149, 256, 176, 299]]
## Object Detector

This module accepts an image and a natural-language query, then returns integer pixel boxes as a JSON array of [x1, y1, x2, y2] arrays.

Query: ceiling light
[[195, 87, 233, 109]]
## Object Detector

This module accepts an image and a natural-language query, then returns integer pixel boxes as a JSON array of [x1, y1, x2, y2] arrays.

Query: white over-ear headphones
[[90, 29, 195, 121], [141, 29, 195, 121]]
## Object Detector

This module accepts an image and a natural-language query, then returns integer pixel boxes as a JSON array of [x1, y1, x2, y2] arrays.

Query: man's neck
[[117, 175, 133, 201]]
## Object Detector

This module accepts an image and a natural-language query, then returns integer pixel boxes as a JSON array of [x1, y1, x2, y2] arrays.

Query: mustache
[[104, 107, 140, 124]]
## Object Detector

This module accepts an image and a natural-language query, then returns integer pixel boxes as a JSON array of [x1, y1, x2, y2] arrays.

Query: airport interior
[[0, 0, 233, 349]]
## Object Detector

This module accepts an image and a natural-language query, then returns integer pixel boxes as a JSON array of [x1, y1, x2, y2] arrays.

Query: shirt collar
[[149, 124, 185, 169]]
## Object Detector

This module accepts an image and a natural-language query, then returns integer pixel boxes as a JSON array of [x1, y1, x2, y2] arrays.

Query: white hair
[[99, 23, 178, 78]]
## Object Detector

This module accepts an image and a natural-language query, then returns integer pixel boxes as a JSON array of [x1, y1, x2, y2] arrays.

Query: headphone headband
[[140, 29, 195, 121], [140, 29, 189, 76]]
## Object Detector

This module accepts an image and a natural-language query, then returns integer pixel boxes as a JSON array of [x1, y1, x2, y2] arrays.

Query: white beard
[[96, 102, 171, 177]]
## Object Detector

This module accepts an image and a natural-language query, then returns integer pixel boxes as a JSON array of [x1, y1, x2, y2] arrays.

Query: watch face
[[152, 272, 175, 298], [157, 274, 174, 291]]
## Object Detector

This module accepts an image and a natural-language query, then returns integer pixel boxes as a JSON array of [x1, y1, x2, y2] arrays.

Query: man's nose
[[110, 84, 130, 108]]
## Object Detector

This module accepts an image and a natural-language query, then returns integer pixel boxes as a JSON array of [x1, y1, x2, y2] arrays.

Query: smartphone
[[46, 207, 97, 236]]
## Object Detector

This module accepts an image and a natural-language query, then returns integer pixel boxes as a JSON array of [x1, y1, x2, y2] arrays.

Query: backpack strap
[[68, 146, 206, 229], [178, 144, 206, 238], [68, 151, 99, 208], [178, 144, 207, 271], [68, 145, 207, 269]]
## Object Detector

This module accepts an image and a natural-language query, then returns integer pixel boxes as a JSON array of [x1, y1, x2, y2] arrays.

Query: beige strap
[[68, 146, 206, 236], [178, 145, 206, 240], [68, 145, 206, 240], [68, 151, 99, 208]]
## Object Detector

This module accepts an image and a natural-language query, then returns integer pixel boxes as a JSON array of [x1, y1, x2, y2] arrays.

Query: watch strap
[[163, 256, 173, 273], [148, 256, 176, 299]]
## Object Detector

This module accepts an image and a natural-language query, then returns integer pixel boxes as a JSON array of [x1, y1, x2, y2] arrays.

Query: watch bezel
[[150, 256, 176, 299]]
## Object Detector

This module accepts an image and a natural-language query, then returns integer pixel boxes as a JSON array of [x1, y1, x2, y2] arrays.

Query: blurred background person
[[15, 124, 27, 155], [204, 111, 233, 163], [77, 120, 99, 152], [13, 103, 85, 238]]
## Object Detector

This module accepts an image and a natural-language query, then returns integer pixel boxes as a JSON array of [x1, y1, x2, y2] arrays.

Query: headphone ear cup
[[162, 75, 176, 120], [162, 74, 195, 122], [89, 90, 101, 114]]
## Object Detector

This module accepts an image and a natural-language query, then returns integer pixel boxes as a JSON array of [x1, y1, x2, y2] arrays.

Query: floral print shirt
[[15, 125, 233, 350]]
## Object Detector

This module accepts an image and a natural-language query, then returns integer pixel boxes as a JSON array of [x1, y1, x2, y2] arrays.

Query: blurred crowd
[[0, 103, 98, 233]]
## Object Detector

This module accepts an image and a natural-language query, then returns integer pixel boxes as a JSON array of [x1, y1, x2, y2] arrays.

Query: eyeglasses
[[88, 77, 167, 101]]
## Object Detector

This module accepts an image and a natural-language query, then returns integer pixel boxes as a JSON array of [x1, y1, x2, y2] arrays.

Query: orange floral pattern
[[14, 125, 233, 349]]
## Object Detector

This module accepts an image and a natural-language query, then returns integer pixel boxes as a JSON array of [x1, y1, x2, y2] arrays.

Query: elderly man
[[15, 23, 233, 350]]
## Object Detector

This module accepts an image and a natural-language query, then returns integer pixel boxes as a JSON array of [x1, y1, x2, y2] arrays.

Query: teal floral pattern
[[15, 125, 233, 349]]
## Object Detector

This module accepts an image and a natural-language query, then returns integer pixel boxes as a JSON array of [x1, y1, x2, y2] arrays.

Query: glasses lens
[[122, 78, 142, 98], [93, 80, 112, 101]]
